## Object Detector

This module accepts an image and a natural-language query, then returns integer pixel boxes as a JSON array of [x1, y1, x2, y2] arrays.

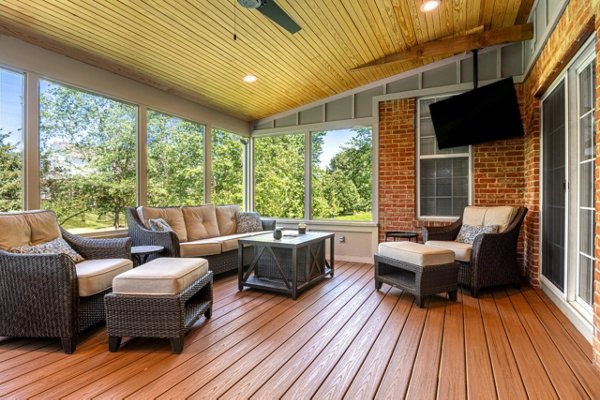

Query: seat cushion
[[112, 257, 209, 295], [377, 242, 455, 266], [484, 206, 515, 232], [180, 238, 222, 257], [216, 205, 241, 236], [216, 231, 267, 252], [137, 206, 188, 242], [425, 240, 473, 263], [182, 204, 220, 241], [462, 206, 516, 233], [76, 258, 133, 297], [0, 210, 61, 250]]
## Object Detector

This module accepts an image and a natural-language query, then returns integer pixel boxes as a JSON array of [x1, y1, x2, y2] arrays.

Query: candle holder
[[298, 223, 306, 234]]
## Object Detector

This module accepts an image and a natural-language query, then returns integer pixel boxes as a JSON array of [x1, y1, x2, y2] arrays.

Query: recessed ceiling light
[[243, 74, 257, 83], [420, 0, 440, 12]]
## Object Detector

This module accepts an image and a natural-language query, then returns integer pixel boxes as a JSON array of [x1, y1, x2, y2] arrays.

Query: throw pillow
[[236, 212, 263, 233], [10, 237, 85, 263], [455, 224, 499, 245], [147, 218, 173, 232]]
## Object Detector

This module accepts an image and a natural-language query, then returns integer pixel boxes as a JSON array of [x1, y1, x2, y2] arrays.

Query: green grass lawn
[[61, 212, 126, 234], [330, 211, 372, 222]]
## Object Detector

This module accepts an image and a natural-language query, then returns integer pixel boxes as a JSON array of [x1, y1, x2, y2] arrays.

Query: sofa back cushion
[[462, 206, 516, 233], [0, 210, 61, 251], [137, 206, 188, 242], [182, 204, 220, 241], [216, 205, 240, 236]]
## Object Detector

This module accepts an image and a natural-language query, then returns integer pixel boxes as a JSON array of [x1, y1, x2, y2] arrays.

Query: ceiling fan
[[237, 0, 301, 34]]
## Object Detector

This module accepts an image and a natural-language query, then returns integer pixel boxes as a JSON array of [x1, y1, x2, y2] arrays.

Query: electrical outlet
[[339, 235, 345, 243]]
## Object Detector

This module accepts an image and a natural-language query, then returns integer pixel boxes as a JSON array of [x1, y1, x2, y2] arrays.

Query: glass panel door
[[542, 81, 566, 291], [576, 61, 596, 307]]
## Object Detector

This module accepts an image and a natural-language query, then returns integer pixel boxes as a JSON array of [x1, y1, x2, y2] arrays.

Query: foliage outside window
[[40, 80, 137, 232], [418, 97, 470, 217], [311, 128, 372, 221], [0, 68, 24, 211], [211, 128, 245, 206], [254, 133, 305, 218], [147, 110, 205, 206]]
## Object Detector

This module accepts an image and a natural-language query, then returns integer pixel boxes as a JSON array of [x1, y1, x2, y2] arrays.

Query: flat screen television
[[429, 77, 524, 150]]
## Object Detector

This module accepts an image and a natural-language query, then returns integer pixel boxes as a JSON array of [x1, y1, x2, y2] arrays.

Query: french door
[[541, 40, 595, 326]]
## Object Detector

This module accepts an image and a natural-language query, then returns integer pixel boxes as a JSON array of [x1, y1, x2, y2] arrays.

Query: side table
[[384, 231, 418, 242], [131, 245, 164, 266]]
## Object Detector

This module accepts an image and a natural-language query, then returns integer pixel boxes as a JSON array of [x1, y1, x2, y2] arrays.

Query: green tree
[[254, 134, 305, 218], [0, 129, 22, 211], [40, 83, 136, 229], [328, 127, 372, 212], [211, 129, 244, 205], [147, 110, 204, 206]]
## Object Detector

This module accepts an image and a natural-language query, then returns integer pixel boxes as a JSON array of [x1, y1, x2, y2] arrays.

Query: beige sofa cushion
[[425, 240, 472, 263], [462, 206, 515, 232], [217, 231, 267, 252], [216, 205, 240, 236], [180, 238, 222, 257], [182, 204, 220, 241], [377, 242, 454, 266], [76, 258, 133, 297], [0, 210, 61, 251], [138, 206, 188, 242], [112, 257, 209, 295]]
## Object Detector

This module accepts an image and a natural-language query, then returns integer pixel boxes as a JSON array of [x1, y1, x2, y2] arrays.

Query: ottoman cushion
[[425, 240, 472, 262], [378, 241, 454, 266], [113, 257, 209, 295]]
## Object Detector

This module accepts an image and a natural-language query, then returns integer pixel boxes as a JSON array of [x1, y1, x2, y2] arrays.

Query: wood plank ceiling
[[0, 1, 534, 121]]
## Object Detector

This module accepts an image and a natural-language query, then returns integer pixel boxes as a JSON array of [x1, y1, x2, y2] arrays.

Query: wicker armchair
[[0, 212, 131, 354], [422, 207, 527, 297]]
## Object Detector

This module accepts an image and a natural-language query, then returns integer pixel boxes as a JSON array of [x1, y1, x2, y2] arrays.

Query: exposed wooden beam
[[351, 23, 533, 71]]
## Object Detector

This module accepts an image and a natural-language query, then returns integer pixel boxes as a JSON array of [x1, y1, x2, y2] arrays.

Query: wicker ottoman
[[104, 257, 213, 354], [374, 242, 458, 307]]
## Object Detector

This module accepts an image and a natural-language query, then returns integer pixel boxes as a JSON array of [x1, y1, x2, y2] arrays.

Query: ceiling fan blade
[[258, 1, 301, 34]]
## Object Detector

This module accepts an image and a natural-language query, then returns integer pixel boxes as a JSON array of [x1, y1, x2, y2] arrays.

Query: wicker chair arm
[[61, 228, 132, 260], [261, 218, 276, 231], [470, 226, 522, 286], [125, 208, 180, 257], [0, 251, 78, 337], [422, 218, 462, 242]]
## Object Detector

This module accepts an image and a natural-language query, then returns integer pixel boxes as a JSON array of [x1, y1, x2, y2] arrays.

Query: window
[[418, 97, 470, 217], [211, 128, 245, 206], [147, 110, 205, 206], [40, 80, 137, 233], [311, 128, 372, 221], [254, 133, 304, 218], [0, 68, 24, 211]]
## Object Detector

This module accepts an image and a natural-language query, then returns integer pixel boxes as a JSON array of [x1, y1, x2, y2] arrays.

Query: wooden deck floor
[[1, 261, 599, 399]]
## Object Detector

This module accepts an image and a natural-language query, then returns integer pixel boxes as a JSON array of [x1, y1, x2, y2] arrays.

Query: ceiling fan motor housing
[[238, 0, 264, 9]]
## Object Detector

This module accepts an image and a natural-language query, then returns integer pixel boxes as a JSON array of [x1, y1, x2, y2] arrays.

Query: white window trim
[[416, 95, 473, 219]]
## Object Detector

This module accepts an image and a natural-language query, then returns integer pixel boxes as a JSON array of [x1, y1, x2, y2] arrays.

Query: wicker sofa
[[422, 206, 527, 297], [0, 210, 132, 353], [125, 204, 275, 274]]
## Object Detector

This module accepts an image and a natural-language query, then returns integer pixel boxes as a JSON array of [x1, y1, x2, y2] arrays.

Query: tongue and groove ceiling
[[0, 0, 533, 121]]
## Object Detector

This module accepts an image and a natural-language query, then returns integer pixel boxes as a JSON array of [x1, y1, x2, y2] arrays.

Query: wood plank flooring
[[0, 261, 599, 399]]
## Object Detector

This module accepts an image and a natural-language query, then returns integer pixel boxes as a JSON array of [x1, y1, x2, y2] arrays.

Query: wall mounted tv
[[429, 77, 524, 150]]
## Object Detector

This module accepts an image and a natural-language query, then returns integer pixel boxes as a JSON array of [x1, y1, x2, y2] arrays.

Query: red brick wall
[[378, 91, 527, 263], [378, 99, 416, 243]]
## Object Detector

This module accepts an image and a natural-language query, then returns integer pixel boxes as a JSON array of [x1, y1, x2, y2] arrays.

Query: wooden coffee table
[[237, 231, 335, 299]]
